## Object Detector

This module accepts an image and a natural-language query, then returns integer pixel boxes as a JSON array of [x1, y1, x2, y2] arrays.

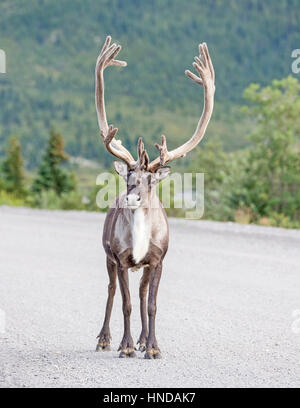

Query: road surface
[[0, 206, 300, 387]]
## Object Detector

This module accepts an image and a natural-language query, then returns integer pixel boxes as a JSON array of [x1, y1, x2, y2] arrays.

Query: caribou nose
[[126, 193, 141, 209]]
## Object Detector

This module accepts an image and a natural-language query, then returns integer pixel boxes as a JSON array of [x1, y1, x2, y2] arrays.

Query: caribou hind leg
[[137, 267, 151, 352], [96, 257, 117, 351]]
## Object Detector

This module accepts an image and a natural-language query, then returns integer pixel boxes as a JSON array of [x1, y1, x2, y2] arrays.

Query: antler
[[95, 35, 136, 168], [137, 138, 149, 170], [148, 43, 215, 172]]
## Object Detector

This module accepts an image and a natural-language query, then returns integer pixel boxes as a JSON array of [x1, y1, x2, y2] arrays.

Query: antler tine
[[148, 134, 173, 173], [137, 137, 150, 170], [144, 150, 149, 170], [101, 125, 136, 167], [137, 138, 144, 160], [150, 135, 171, 172], [148, 42, 215, 172]]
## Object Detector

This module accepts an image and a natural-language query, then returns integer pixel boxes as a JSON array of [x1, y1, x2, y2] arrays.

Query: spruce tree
[[32, 129, 75, 195], [1, 136, 26, 196]]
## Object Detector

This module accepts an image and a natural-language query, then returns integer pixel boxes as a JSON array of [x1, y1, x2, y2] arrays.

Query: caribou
[[95, 36, 215, 359]]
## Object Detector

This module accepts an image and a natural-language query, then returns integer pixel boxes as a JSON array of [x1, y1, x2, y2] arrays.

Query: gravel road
[[0, 206, 299, 388]]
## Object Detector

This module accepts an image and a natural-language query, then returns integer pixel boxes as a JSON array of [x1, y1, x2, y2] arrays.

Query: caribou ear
[[154, 166, 171, 183], [113, 161, 128, 178]]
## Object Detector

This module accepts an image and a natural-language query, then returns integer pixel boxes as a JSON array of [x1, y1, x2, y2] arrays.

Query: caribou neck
[[125, 192, 161, 264]]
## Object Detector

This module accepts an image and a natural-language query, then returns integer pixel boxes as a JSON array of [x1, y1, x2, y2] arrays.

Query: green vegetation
[[1, 136, 26, 196], [0, 1, 299, 228], [235, 77, 300, 227], [32, 129, 75, 195], [189, 77, 300, 228], [0, 129, 104, 211], [0, 0, 299, 166], [1, 74, 299, 229]]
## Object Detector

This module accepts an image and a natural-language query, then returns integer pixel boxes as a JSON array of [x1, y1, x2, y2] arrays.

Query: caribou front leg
[[137, 267, 151, 352], [117, 264, 136, 358], [145, 262, 162, 360]]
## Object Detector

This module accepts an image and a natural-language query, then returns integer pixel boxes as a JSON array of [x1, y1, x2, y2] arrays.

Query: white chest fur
[[132, 208, 150, 263]]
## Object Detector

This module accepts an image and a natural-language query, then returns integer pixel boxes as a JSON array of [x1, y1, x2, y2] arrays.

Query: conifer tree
[[32, 129, 75, 195], [1, 136, 26, 196]]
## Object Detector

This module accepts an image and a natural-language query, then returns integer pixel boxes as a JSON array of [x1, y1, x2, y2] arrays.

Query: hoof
[[119, 349, 136, 358], [118, 346, 136, 358], [96, 343, 111, 352], [144, 348, 162, 360], [96, 331, 111, 352]]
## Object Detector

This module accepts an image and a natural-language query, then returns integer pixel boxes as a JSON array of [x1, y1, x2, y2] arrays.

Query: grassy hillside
[[0, 0, 299, 168]]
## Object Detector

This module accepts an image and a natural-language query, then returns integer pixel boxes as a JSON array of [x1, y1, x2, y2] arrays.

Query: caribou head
[[112, 138, 171, 210], [95, 36, 215, 359]]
